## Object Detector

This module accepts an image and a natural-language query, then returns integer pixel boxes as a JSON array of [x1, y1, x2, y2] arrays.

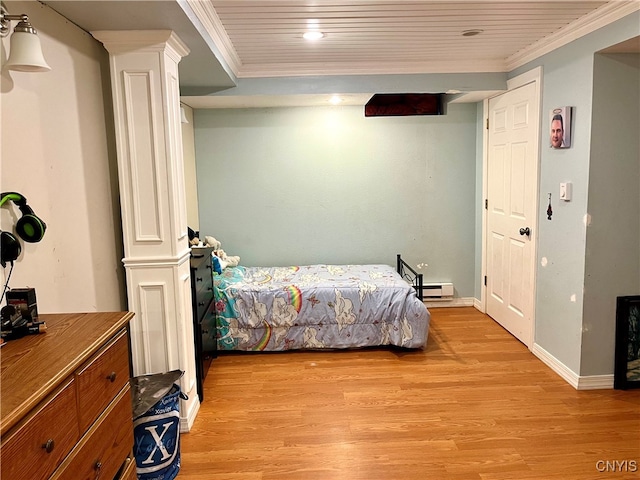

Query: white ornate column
[[92, 30, 198, 431]]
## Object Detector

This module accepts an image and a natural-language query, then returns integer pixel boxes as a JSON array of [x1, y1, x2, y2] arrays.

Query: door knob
[[519, 227, 531, 236]]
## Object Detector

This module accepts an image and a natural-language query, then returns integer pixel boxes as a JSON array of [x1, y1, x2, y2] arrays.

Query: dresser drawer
[[193, 272, 214, 317], [193, 261, 213, 291], [116, 456, 138, 480], [195, 294, 214, 326], [192, 251, 213, 293], [76, 329, 130, 433], [51, 385, 134, 480], [200, 307, 217, 354], [1, 379, 79, 480]]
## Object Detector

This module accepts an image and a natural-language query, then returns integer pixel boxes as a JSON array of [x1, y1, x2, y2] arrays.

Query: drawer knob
[[95, 461, 103, 471], [106, 371, 117, 382], [42, 439, 55, 453]]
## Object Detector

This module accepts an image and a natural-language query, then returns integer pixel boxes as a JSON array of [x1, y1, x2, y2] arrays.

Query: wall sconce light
[[1, 3, 51, 72]]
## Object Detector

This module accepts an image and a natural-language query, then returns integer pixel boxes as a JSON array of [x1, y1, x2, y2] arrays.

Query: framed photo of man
[[550, 106, 572, 149]]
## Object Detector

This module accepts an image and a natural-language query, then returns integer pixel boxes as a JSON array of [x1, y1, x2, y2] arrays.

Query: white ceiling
[[39, 0, 640, 108], [211, 0, 609, 77]]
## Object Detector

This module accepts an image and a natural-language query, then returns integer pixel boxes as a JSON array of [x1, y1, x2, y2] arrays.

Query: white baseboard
[[532, 343, 614, 390], [532, 343, 581, 388], [180, 396, 200, 433], [576, 374, 614, 390], [424, 297, 475, 308], [473, 297, 484, 312]]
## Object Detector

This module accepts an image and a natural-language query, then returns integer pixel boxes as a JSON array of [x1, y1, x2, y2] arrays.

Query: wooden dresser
[[190, 246, 217, 402], [0, 312, 137, 480]]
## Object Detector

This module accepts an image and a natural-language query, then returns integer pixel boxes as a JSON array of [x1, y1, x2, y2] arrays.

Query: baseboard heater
[[422, 282, 454, 299]]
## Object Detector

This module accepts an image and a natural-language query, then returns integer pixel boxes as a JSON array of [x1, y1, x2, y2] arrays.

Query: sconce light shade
[[180, 106, 189, 124], [1, 6, 51, 72], [6, 29, 51, 71]]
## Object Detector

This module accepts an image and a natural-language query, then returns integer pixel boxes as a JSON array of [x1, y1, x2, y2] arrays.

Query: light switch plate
[[560, 182, 572, 201]]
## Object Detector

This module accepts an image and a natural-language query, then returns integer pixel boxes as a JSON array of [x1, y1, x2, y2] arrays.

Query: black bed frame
[[397, 254, 424, 301]]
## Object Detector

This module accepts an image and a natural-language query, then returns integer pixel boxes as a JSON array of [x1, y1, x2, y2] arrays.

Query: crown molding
[[506, 0, 640, 71], [182, 0, 241, 75], [236, 59, 507, 78]]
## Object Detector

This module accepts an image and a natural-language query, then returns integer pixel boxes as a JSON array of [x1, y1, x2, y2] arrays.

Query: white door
[[486, 81, 539, 348]]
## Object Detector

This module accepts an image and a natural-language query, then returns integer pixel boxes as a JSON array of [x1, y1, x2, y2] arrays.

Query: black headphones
[[1, 192, 47, 267]]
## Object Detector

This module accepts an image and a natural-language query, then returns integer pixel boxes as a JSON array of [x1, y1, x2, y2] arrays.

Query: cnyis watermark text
[[595, 460, 638, 473]]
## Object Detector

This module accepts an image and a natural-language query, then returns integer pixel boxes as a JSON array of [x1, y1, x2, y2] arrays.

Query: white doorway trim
[[480, 66, 543, 350]]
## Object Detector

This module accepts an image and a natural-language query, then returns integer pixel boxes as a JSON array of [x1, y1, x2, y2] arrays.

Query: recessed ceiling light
[[303, 31, 325, 41], [462, 29, 484, 37], [329, 95, 342, 105]]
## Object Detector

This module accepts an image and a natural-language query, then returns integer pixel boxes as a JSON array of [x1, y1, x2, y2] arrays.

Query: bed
[[212, 255, 430, 351]]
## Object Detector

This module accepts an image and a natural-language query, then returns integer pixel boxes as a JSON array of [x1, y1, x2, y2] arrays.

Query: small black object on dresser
[[190, 246, 217, 402]]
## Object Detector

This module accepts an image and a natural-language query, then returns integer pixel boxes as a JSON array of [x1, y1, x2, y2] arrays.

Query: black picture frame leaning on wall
[[614, 295, 640, 389]]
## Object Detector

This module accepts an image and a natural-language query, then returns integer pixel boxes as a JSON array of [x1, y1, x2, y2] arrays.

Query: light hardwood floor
[[179, 307, 640, 480]]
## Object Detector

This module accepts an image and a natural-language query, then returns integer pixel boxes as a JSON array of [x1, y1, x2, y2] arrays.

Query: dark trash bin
[[130, 370, 186, 480]]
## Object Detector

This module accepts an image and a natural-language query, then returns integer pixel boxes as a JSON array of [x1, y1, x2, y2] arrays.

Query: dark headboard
[[397, 254, 423, 301]]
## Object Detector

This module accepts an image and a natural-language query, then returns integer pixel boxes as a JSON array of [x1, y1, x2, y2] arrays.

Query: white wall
[[194, 103, 478, 297], [1, 1, 125, 312], [182, 103, 199, 230]]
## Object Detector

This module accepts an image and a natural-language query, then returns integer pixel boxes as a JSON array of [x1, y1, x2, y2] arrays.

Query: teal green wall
[[582, 53, 640, 375], [194, 104, 478, 297]]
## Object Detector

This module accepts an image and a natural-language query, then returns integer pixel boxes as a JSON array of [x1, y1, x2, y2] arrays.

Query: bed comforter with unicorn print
[[213, 263, 430, 351]]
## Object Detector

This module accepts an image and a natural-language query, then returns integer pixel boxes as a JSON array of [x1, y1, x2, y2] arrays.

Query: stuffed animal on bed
[[204, 236, 221, 250], [203, 235, 240, 271], [217, 249, 240, 268]]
